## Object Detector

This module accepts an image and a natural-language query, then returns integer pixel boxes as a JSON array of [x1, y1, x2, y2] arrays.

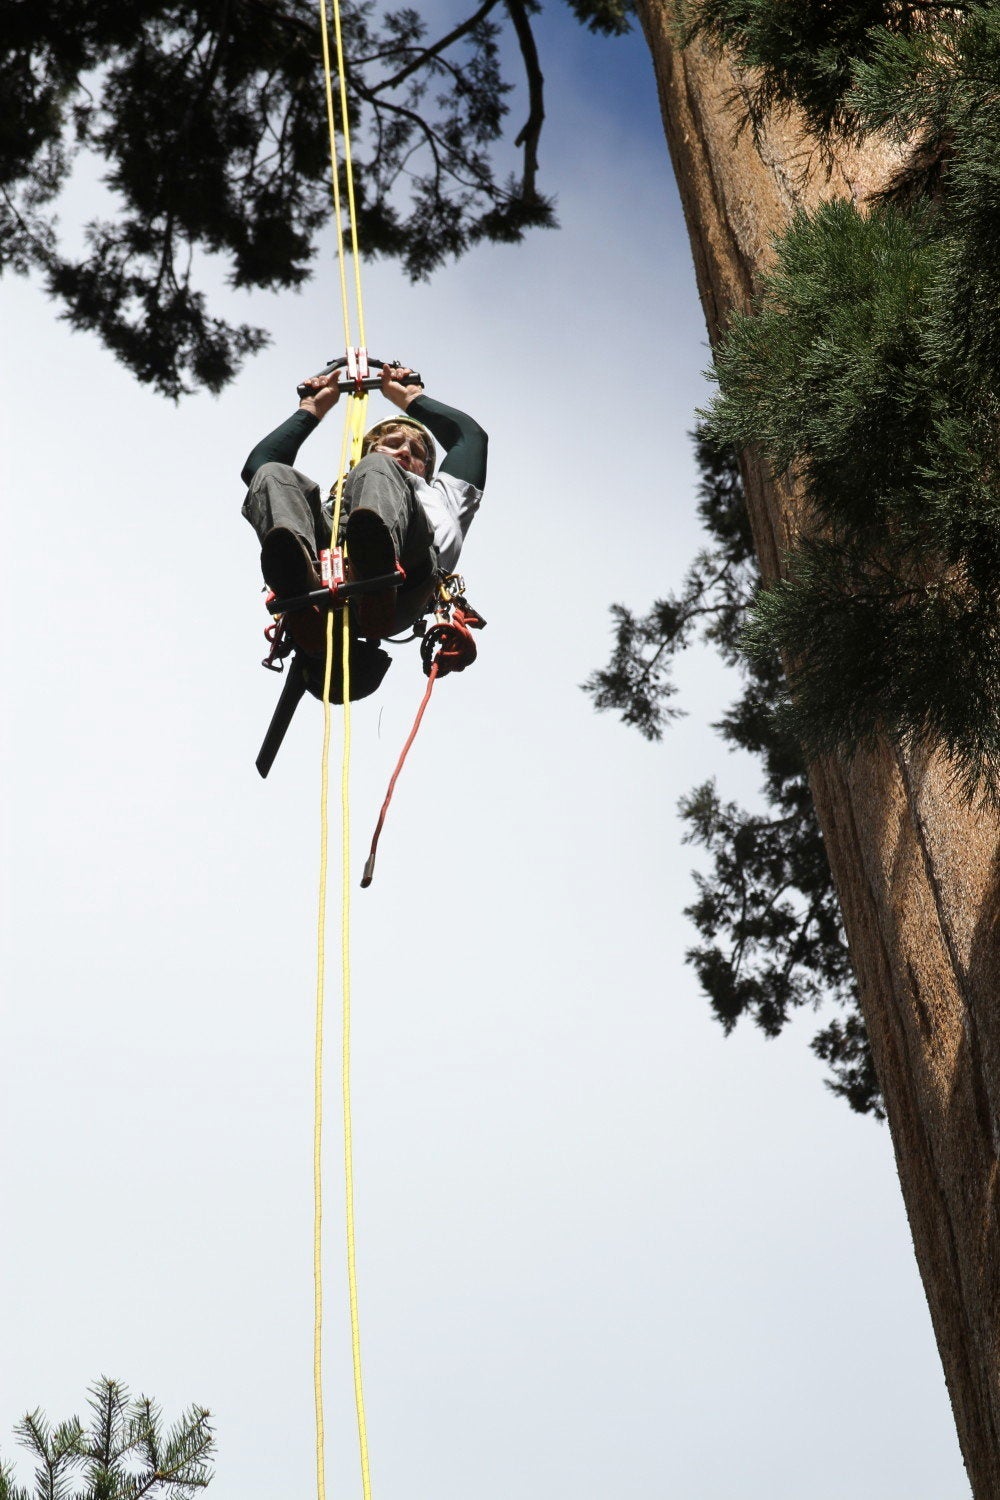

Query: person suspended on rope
[[241, 364, 488, 652]]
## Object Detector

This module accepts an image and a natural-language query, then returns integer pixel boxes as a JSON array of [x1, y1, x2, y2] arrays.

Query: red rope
[[420, 604, 485, 677], [361, 598, 484, 888], [360, 661, 440, 888]]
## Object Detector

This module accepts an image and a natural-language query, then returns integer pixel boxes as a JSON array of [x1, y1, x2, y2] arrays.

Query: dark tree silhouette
[[0, 0, 629, 395]]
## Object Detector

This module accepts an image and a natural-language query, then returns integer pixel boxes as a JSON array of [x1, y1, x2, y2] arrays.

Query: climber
[[241, 364, 488, 651]]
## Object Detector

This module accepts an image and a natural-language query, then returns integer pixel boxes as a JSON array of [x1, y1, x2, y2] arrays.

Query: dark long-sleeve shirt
[[242, 394, 488, 572], [241, 394, 487, 488]]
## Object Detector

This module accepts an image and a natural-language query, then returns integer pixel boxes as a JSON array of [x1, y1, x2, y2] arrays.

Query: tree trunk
[[633, 5, 1000, 1492]]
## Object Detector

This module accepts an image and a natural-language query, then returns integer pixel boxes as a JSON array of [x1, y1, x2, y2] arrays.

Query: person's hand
[[298, 371, 341, 419], [380, 363, 423, 411]]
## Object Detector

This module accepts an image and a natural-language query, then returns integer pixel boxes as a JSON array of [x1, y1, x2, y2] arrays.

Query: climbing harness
[[255, 2, 487, 1498], [255, 561, 484, 776], [263, 547, 403, 657], [254, 554, 403, 778]]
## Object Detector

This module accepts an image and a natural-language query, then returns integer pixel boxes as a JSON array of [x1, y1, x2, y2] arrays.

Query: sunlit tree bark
[[634, 5, 1000, 1490]]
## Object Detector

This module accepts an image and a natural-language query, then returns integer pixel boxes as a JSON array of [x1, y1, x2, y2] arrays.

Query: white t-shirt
[[413, 471, 483, 573]]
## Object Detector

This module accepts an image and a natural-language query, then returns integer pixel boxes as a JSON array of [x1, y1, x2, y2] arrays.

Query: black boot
[[261, 527, 321, 599], [261, 528, 327, 657], [345, 509, 398, 637]]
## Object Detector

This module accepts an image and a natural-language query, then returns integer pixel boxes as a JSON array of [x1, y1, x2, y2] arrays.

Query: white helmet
[[361, 417, 436, 477]]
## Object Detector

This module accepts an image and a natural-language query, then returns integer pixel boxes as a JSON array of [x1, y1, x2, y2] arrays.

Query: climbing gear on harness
[[420, 576, 486, 677], [254, 545, 402, 774], [262, 607, 293, 672], [266, 545, 402, 621], [360, 575, 485, 887]]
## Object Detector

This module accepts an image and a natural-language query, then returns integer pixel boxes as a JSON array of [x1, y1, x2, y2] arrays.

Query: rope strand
[[315, 0, 373, 1494], [312, 606, 336, 1500], [318, 0, 352, 350]]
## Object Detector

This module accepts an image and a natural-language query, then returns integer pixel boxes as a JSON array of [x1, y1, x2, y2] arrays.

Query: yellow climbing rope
[[313, 0, 373, 1497]]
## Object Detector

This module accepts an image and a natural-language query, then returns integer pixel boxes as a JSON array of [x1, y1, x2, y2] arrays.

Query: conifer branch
[[0, 1382, 215, 1500], [368, 0, 503, 93], [0, 0, 566, 392], [506, 0, 546, 197], [587, 429, 875, 1112]]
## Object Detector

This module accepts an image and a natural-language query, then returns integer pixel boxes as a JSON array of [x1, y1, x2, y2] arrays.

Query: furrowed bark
[[634, 4, 1000, 1490]]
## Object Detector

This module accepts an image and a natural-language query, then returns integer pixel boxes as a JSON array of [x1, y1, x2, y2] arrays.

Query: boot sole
[[346, 510, 397, 637], [262, 528, 321, 598]]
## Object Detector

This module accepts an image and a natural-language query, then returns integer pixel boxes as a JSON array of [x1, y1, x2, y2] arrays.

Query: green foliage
[[563, 0, 634, 37], [584, 432, 882, 1116], [679, 0, 959, 139], [699, 4, 1000, 801], [593, 0, 1000, 1103], [0, 1379, 213, 1500], [707, 201, 942, 535], [680, 772, 877, 1117], [583, 430, 754, 738], [0, 0, 592, 396]]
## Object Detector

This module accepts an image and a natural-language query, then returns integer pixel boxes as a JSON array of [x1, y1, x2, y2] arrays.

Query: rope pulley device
[[296, 351, 423, 400], [420, 575, 486, 678]]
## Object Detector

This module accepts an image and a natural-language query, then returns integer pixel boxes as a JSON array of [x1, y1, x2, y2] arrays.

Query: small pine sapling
[[0, 1379, 214, 1500]]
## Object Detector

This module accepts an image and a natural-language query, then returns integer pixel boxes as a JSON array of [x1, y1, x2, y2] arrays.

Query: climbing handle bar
[[297, 355, 423, 400], [267, 570, 403, 615]]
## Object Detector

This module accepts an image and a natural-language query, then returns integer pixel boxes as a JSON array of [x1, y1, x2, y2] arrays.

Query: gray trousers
[[243, 455, 438, 631]]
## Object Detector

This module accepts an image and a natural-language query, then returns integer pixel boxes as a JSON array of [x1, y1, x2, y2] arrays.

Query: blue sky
[[0, 4, 971, 1497]]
